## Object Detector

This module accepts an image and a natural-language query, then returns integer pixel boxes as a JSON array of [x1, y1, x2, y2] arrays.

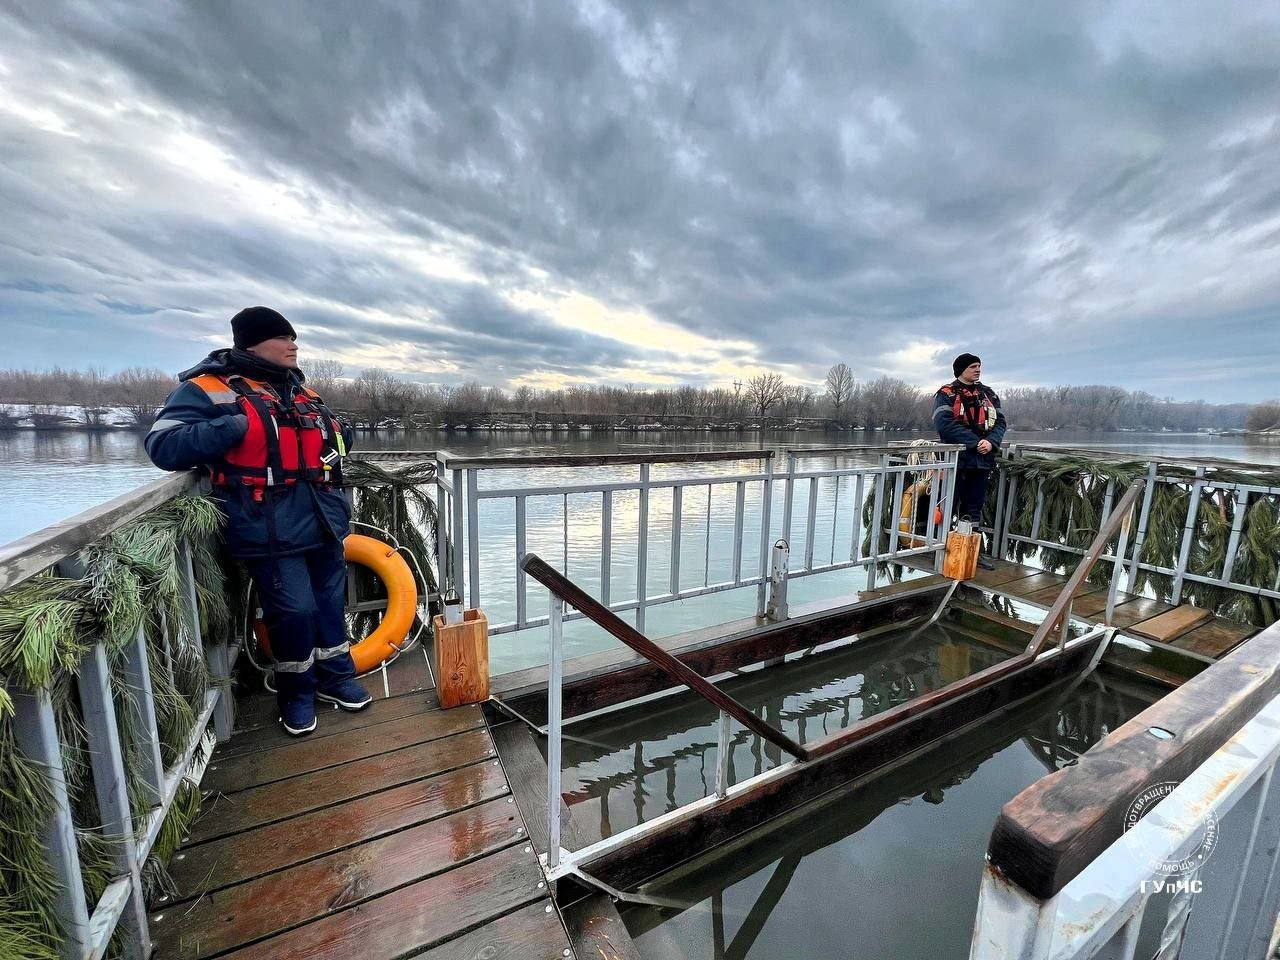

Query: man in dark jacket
[[146, 307, 370, 735], [932, 352, 1007, 569]]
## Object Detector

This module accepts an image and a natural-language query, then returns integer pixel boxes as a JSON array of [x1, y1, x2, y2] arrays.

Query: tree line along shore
[[0, 362, 1274, 434]]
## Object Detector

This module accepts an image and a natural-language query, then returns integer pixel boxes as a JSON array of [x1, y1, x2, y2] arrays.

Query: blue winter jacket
[[145, 351, 354, 558], [932, 381, 1007, 470]]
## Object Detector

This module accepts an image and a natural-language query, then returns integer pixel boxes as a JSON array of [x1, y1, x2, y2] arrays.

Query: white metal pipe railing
[[451, 444, 964, 637]]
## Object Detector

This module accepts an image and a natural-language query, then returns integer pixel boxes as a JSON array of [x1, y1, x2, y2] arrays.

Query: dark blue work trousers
[[953, 468, 993, 525], [245, 542, 357, 709]]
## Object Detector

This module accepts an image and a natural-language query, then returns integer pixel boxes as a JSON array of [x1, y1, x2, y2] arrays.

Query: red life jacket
[[940, 381, 997, 435], [189, 373, 344, 492]]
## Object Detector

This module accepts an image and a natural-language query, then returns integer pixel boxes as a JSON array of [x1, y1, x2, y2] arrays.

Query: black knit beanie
[[952, 353, 981, 378], [231, 306, 296, 349]]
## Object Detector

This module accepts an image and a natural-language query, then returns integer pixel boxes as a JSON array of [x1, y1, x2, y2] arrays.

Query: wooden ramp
[[901, 556, 1260, 661], [156, 651, 574, 960]]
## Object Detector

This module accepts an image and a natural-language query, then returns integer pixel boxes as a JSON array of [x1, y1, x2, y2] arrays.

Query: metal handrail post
[[547, 593, 564, 871], [781, 452, 796, 554], [637, 463, 650, 633], [122, 624, 165, 803], [181, 541, 231, 742], [600, 490, 612, 607], [11, 686, 90, 957], [515, 496, 527, 629], [866, 454, 888, 591], [1104, 495, 1136, 627], [80, 640, 151, 957], [991, 455, 1009, 556], [451, 467, 465, 602], [433, 454, 451, 595], [756, 459, 774, 617], [804, 469, 819, 572], [1170, 466, 1207, 605], [1125, 461, 1158, 587], [466, 468, 480, 610], [887, 458, 906, 559], [670, 485, 682, 596], [715, 710, 731, 799]]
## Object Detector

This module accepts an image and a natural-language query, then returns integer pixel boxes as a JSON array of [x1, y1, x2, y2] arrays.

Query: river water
[[3, 427, 1278, 546], [615, 662, 1163, 960]]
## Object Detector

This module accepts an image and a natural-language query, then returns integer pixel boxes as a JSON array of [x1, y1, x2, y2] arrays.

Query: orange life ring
[[254, 533, 418, 674]]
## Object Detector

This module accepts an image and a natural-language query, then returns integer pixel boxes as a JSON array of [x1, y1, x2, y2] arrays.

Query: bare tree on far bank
[[0, 364, 1258, 433], [1246, 401, 1280, 433], [745, 373, 786, 418]]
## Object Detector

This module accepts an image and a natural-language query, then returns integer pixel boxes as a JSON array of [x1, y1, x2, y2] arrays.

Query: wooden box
[[942, 531, 981, 580], [432, 609, 489, 709]]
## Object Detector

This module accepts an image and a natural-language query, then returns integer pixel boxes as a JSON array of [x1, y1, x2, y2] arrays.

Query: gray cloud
[[1, 0, 1279, 399]]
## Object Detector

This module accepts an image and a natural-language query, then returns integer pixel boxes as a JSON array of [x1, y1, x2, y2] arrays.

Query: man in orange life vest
[[932, 353, 1007, 570], [145, 307, 371, 736]]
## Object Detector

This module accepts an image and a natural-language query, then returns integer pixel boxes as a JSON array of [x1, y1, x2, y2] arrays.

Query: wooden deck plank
[[1128, 605, 1215, 643], [155, 798, 524, 959], [172, 759, 509, 898], [217, 691, 442, 759], [1023, 582, 1107, 607], [564, 893, 645, 960], [858, 573, 948, 601], [1071, 587, 1130, 618], [969, 561, 1045, 588], [1000, 572, 1069, 599], [1102, 596, 1176, 630], [1168, 618, 1259, 659], [233, 644, 435, 735], [204, 705, 482, 795], [220, 843, 548, 960], [190, 727, 494, 843], [412, 901, 574, 960], [358, 645, 435, 699]]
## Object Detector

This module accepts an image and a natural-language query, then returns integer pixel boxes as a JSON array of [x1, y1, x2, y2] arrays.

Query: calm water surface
[[4, 427, 1276, 546], [612, 665, 1163, 960]]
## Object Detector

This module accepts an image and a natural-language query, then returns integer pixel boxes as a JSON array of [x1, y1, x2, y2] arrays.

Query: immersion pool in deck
[[615, 671, 1162, 960], [556, 623, 1012, 846]]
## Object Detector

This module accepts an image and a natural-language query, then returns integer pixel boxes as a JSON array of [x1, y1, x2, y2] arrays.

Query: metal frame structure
[[422, 443, 963, 637], [1, 473, 228, 960], [991, 444, 1280, 609], [530, 546, 1117, 885]]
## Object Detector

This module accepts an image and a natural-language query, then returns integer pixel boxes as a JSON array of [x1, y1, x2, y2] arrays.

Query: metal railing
[[991, 445, 1280, 611], [420, 443, 964, 638], [970, 619, 1280, 960], [0, 473, 231, 960]]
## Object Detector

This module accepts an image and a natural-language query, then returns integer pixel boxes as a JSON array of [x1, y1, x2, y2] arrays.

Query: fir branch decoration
[[0, 495, 222, 958]]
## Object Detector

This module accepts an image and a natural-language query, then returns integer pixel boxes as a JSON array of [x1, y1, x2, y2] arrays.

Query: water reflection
[[558, 626, 1010, 848], [619, 672, 1160, 960]]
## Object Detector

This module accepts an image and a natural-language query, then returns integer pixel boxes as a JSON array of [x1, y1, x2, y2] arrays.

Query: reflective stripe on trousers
[[315, 641, 351, 660], [275, 651, 316, 674]]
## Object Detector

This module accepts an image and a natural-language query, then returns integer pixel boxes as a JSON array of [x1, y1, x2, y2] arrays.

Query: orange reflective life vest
[[189, 373, 345, 491], [939, 381, 998, 436]]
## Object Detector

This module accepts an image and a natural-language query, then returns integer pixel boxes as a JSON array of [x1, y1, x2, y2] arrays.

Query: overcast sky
[[1, 1, 1278, 402]]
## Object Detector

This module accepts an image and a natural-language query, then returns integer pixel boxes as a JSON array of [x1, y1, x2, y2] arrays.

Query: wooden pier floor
[[900, 556, 1259, 661], [155, 648, 574, 960]]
